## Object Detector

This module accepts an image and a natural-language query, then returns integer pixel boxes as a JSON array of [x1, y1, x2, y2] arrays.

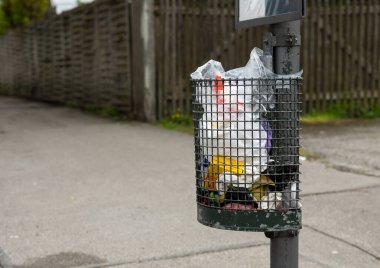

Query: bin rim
[[198, 204, 302, 232]]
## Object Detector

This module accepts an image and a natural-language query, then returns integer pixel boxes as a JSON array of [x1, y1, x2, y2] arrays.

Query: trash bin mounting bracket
[[264, 32, 301, 50]]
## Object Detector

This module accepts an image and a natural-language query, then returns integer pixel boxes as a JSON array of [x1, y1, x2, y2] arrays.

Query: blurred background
[[0, 0, 379, 122]]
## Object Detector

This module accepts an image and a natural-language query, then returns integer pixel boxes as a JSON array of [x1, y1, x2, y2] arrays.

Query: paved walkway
[[0, 97, 379, 268], [302, 119, 380, 177]]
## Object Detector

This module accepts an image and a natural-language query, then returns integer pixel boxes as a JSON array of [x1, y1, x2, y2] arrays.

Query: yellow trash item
[[250, 176, 275, 201], [204, 156, 245, 190]]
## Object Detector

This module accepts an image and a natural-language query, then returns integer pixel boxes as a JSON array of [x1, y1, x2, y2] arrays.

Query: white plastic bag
[[192, 48, 275, 173]]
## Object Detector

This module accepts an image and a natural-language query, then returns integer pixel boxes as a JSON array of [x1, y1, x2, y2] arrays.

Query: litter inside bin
[[260, 193, 283, 210], [192, 48, 302, 211], [251, 176, 275, 201]]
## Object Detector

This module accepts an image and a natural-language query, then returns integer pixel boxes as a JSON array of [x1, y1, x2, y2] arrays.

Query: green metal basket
[[192, 78, 302, 232]]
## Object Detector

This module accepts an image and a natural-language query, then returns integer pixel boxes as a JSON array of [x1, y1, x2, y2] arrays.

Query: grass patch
[[65, 101, 125, 120], [156, 111, 193, 134], [300, 148, 323, 161], [302, 103, 380, 124], [301, 112, 342, 124]]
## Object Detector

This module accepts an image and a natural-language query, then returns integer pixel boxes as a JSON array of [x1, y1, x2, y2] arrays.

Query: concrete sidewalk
[[0, 96, 379, 268], [302, 119, 380, 177]]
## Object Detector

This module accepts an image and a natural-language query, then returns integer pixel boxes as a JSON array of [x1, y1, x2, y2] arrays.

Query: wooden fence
[[0, 0, 134, 114], [0, 0, 379, 120], [155, 0, 380, 116], [303, 0, 380, 114]]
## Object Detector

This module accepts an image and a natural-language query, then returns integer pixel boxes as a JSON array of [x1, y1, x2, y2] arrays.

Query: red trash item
[[224, 203, 255, 211], [213, 75, 225, 104]]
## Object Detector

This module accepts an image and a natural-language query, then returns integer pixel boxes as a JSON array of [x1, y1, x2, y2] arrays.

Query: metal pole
[[271, 20, 301, 75], [266, 230, 299, 268], [265, 20, 301, 268]]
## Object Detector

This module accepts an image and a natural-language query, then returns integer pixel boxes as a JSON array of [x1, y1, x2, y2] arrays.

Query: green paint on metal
[[198, 204, 302, 232]]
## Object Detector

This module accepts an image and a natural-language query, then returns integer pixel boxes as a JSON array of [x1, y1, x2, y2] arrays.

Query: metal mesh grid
[[192, 77, 302, 214]]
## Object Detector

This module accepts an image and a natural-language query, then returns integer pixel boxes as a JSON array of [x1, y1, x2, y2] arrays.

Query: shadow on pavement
[[14, 252, 106, 268]]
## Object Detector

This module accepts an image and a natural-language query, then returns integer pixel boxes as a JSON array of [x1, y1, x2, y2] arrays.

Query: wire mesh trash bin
[[192, 77, 302, 232]]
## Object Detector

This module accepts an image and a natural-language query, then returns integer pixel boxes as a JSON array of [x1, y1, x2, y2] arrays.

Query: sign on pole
[[236, 0, 305, 28]]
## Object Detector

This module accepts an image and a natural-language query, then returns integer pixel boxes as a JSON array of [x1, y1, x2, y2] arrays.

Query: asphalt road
[[0, 97, 379, 268], [302, 119, 380, 177]]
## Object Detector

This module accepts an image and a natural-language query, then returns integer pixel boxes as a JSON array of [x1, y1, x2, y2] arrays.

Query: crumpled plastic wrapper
[[259, 193, 283, 210]]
